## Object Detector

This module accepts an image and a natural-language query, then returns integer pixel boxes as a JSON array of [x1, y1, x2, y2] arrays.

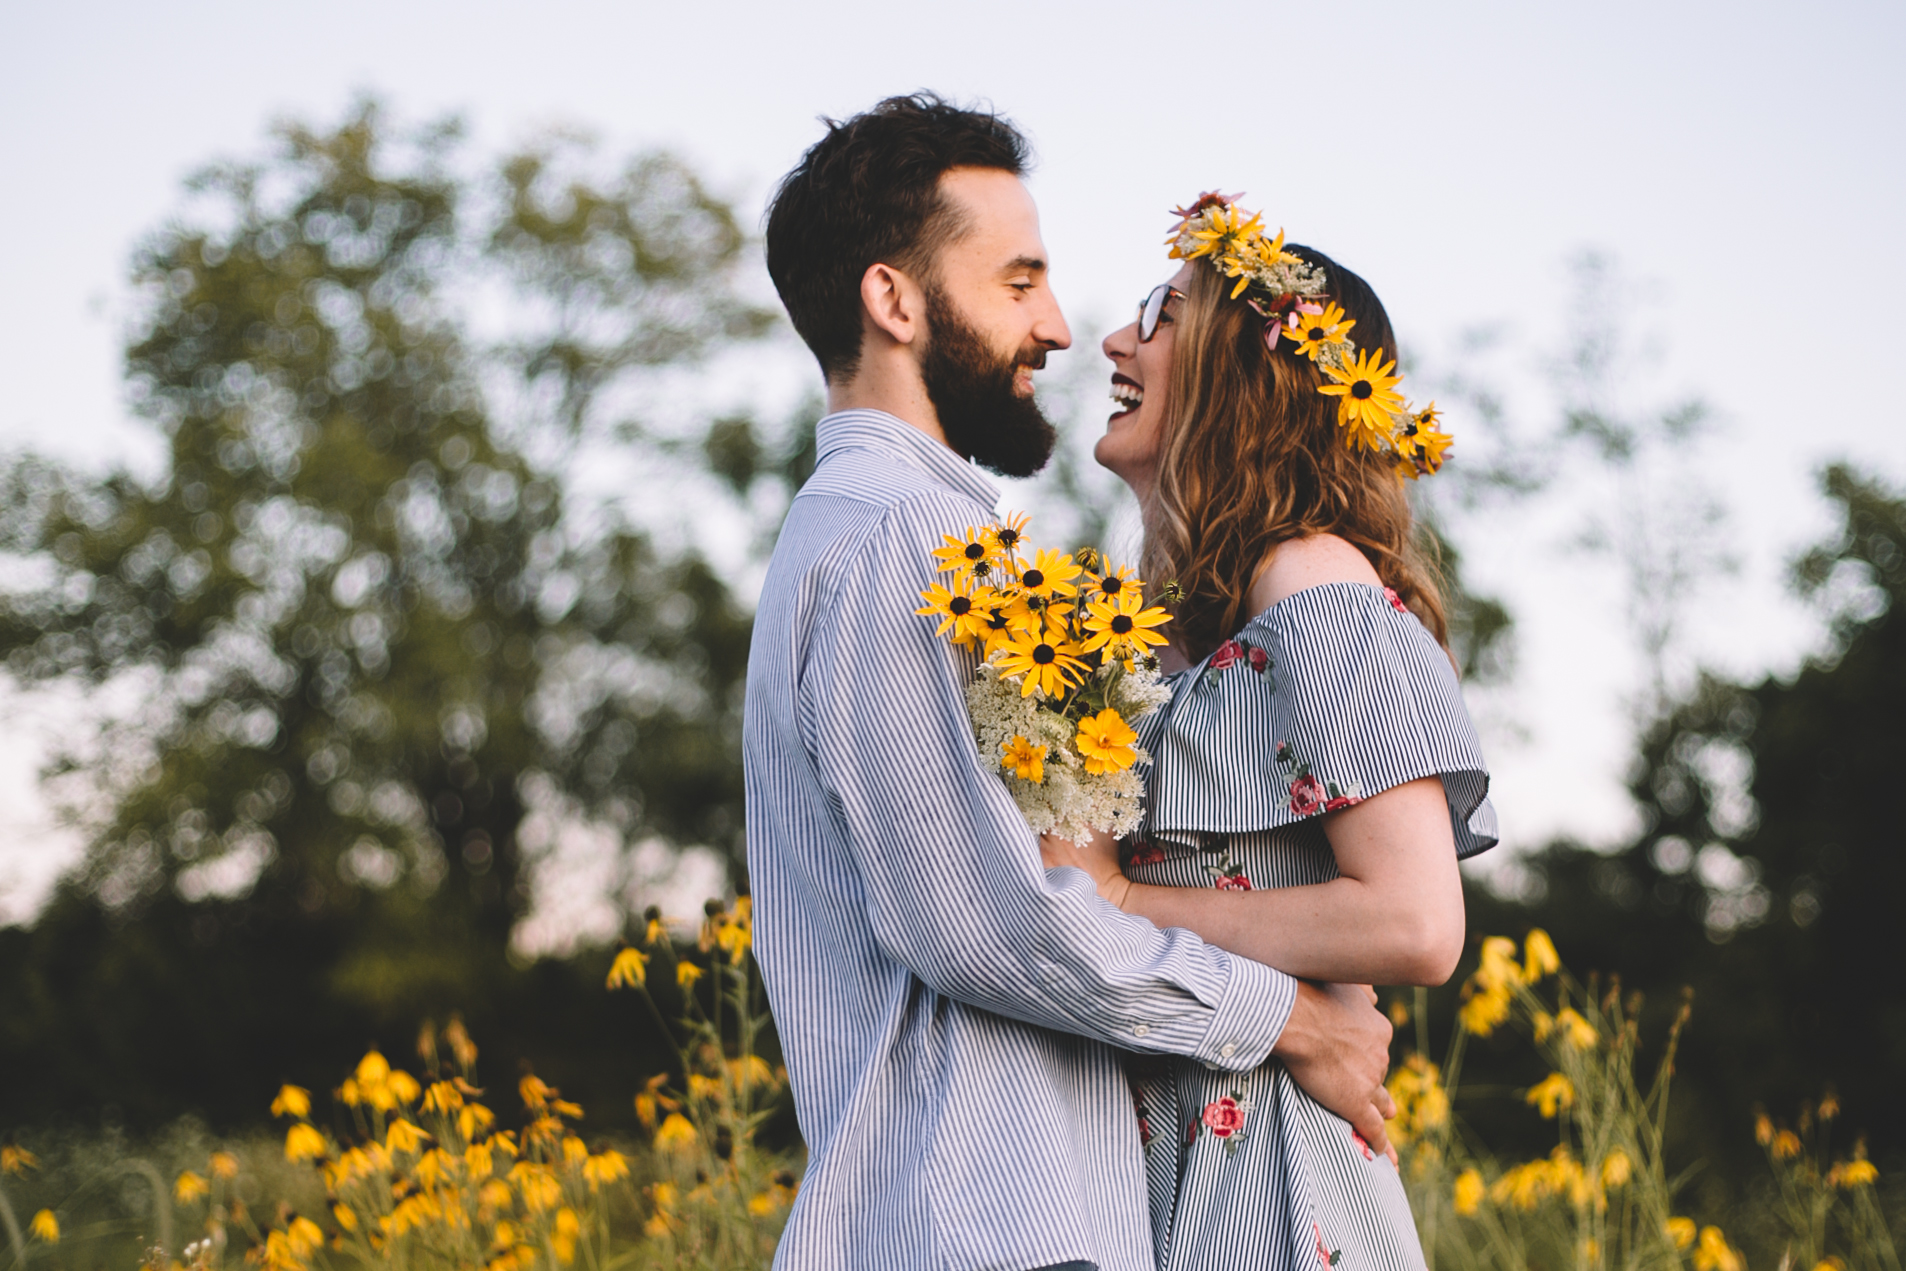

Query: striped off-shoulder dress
[[1127, 582, 1498, 1271]]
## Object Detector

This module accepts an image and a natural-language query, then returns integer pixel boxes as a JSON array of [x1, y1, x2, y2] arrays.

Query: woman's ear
[[859, 262, 925, 348]]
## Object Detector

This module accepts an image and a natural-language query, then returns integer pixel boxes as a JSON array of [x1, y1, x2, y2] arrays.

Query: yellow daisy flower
[[1284, 302, 1356, 360], [1017, 548, 1082, 601], [978, 597, 1027, 657], [1081, 592, 1173, 659], [931, 526, 1002, 582], [1000, 735, 1047, 783], [982, 511, 1030, 564], [916, 581, 996, 645], [1075, 709, 1140, 775], [1318, 348, 1406, 450], [995, 628, 1087, 698], [1085, 562, 1141, 604]]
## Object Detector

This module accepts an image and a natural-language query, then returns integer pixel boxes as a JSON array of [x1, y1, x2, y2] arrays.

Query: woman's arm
[[1043, 777, 1465, 985]]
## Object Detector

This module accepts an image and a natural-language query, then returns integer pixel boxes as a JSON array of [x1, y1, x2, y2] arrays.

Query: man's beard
[[919, 283, 1057, 479]]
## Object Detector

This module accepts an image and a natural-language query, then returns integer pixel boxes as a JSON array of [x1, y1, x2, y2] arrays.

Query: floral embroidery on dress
[[1200, 838, 1252, 890], [1313, 1221, 1342, 1267], [1192, 1092, 1251, 1156], [1125, 839, 1167, 867], [1382, 585, 1411, 615], [1274, 740, 1364, 817], [1201, 638, 1272, 687], [1349, 1129, 1375, 1161]]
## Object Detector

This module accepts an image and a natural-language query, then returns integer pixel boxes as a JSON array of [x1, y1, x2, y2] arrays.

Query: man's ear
[[859, 262, 925, 348]]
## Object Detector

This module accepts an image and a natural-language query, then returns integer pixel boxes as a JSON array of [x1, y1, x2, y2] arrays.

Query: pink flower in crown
[[1215, 873, 1252, 892], [1383, 586, 1411, 615], [1127, 841, 1167, 867], [1247, 646, 1270, 674], [1290, 773, 1327, 817], [1201, 1097, 1245, 1138], [1209, 639, 1247, 671]]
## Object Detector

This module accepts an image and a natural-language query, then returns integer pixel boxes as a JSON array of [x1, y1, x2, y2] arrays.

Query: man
[[745, 94, 1397, 1271]]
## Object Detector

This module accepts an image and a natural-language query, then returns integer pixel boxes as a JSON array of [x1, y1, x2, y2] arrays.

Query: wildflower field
[[2, 915, 1898, 1271]]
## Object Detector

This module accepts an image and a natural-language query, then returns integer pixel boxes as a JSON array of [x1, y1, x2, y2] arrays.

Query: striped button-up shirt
[[744, 409, 1297, 1271]]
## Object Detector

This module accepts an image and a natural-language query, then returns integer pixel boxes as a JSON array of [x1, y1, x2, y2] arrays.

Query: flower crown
[[1166, 192, 1452, 478]]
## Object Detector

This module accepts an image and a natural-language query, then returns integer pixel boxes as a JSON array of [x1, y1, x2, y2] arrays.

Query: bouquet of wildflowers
[[916, 514, 1175, 843]]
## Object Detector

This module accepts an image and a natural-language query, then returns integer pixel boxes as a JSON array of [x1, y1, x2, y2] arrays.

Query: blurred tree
[[1458, 462, 1906, 1192], [0, 101, 777, 1124]]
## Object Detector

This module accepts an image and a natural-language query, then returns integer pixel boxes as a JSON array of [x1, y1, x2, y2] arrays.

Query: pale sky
[[2, 0, 1902, 922]]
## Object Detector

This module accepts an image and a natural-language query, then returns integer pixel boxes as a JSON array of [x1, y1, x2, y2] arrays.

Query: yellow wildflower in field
[[1693, 1225, 1745, 1271], [0, 1146, 37, 1175], [1828, 1157, 1879, 1188], [655, 1113, 698, 1149], [1526, 1072, 1575, 1118], [676, 960, 705, 988], [1459, 985, 1511, 1036], [1600, 1148, 1633, 1188], [271, 1084, 311, 1119], [583, 1149, 630, 1189], [284, 1122, 326, 1162], [174, 1169, 209, 1202], [717, 897, 754, 964], [29, 1209, 57, 1243], [385, 1118, 428, 1154], [1523, 929, 1560, 981], [210, 1150, 239, 1179], [1384, 1053, 1450, 1146], [1453, 1168, 1485, 1216], [1773, 1129, 1803, 1159], [606, 946, 649, 989]]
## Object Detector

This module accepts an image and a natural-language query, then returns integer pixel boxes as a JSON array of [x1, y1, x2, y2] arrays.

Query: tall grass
[[0, 924, 1895, 1270]]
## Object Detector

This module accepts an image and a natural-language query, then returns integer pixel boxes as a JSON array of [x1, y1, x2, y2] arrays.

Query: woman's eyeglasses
[[1137, 284, 1184, 342]]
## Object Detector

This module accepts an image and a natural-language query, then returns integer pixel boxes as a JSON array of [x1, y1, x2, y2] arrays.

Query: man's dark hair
[[764, 93, 1030, 383]]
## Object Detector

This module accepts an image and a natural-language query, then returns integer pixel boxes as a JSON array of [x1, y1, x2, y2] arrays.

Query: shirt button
[[1219, 1043, 1237, 1059], [1132, 1023, 1152, 1038]]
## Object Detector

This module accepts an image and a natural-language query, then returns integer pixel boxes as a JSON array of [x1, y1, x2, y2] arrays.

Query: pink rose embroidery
[[1314, 1222, 1340, 1266], [1350, 1129, 1375, 1161], [1323, 794, 1364, 813], [1383, 586, 1410, 614], [1215, 873, 1252, 891], [1127, 841, 1166, 867], [1201, 1097, 1245, 1138], [1247, 646, 1270, 674], [1289, 773, 1326, 817], [1209, 639, 1246, 670]]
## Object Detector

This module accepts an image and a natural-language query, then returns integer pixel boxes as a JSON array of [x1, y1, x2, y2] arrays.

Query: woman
[[1045, 195, 1496, 1270]]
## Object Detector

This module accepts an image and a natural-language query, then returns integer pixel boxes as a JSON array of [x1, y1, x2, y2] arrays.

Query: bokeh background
[[1, 0, 1902, 1256]]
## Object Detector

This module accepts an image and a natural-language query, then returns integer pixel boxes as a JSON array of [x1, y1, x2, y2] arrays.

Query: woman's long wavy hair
[[1140, 245, 1448, 660]]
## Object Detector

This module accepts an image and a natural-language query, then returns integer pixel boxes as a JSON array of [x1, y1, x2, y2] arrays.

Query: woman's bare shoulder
[[1248, 534, 1383, 613]]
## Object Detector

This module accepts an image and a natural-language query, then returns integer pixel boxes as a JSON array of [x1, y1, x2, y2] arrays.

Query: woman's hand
[[1039, 828, 1133, 910]]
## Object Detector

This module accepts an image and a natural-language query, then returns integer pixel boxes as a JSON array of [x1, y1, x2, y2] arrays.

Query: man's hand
[[1272, 981, 1397, 1161], [1039, 830, 1132, 909]]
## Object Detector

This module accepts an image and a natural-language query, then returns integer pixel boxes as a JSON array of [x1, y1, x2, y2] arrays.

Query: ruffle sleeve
[[1135, 583, 1497, 858]]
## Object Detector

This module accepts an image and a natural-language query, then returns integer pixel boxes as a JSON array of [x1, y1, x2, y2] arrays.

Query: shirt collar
[[814, 409, 1000, 510]]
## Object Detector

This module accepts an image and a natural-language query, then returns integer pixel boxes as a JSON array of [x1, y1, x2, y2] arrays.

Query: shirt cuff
[[1194, 953, 1297, 1071]]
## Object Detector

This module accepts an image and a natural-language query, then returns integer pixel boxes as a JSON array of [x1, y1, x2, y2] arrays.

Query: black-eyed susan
[[1319, 348, 1405, 451], [1075, 709, 1140, 775], [977, 599, 1025, 657], [1017, 547, 1082, 601], [932, 526, 1001, 581], [916, 581, 996, 645], [1284, 302, 1355, 361], [1081, 591, 1173, 660], [995, 628, 1087, 698], [1088, 562, 1141, 603], [983, 511, 1030, 564], [1000, 735, 1047, 783]]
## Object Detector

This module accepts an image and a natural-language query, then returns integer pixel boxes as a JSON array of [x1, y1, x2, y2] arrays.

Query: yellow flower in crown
[[1396, 402, 1454, 478], [1081, 591, 1173, 660], [995, 626, 1088, 698], [932, 526, 1004, 583], [982, 511, 1030, 564], [916, 580, 997, 645], [1016, 547, 1082, 601], [1000, 735, 1047, 783], [1319, 348, 1406, 451], [1283, 302, 1355, 360], [1075, 709, 1140, 775]]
